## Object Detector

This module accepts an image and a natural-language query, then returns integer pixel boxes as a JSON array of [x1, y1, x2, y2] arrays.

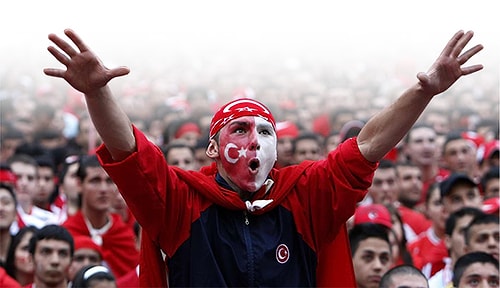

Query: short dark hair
[[28, 224, 74, 256], [445, 207, 484, 236], [452, 251, 499, 287], [379, 264, 428, 288], [348, 223, 391, 256], [76, 155, 102, 181], [464, 213, 499, 245]]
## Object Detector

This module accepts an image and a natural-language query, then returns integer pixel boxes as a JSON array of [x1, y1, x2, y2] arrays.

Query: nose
[[248, 130, 260, 151]]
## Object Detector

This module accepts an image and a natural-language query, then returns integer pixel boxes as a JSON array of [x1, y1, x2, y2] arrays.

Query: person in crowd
[[440, 172, 483, 216], [0, 127, 25, 164], [161, 140, 198, 171], [353, 203, 413, 267], [34, 155, 65, 224], [363, 160, 430, 242], [428, 207, 484, 288], [0, 183, 17, 265], [441, 131, 481, 181], [26, 224, 73, 288], [452, 251, 499, 288], [479, 140, 499, 175], [67, 235, 104, 284], [4, 226, 38, 286], [363, 160, 399, 206], [379, 264, 429, 288], [7, 154, 59, 229], [395, 161, 423, 210], [291, 131, 325, 164], [408, 182, 447, 278], [350, 223, 394, 288], [402, 123, 450, 209], [464, 213, 499, 260], [109, 188, 136, 232], [169, 119, 202, 148], [324, 129, 341, 153], [394, 161, 432, 242], [384, 204, 414, 267], [71, 264, 117, 288], [275, 120, 299, 168], [62, 155, 139, 278], [56, 154, 82, 221], [44, 28, 483, 286], [480, 166, 499, 200], [193, 137, 213, 170]]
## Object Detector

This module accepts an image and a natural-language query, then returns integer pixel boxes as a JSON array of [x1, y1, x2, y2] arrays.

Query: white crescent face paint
[[218, 116, 277, 192]]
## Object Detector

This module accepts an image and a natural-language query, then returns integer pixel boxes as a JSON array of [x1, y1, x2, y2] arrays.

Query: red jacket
[[98, 127, 377, 287]]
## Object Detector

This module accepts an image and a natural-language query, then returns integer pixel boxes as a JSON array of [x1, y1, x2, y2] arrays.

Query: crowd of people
[[0, 28, 498, 287]]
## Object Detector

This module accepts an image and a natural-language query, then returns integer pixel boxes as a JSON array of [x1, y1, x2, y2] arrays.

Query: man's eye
[[235, 128, 245, 134], [259, 129, 271, 135]]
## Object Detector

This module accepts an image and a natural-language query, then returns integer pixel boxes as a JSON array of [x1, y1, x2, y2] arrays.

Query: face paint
[[218, 116, 277, 192]]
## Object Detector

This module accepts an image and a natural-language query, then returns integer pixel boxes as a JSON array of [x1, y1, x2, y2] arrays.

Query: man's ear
[[206, 139, 219, 158]]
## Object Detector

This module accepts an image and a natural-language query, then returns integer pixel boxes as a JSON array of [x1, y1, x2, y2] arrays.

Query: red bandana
[[209, 98, 276, 139]]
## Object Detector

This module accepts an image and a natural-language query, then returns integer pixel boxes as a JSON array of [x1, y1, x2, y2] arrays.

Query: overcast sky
[[1, 0, 498, 78]]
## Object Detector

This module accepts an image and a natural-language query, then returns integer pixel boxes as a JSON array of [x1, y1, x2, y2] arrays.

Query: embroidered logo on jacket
[[276, 244, 289, 264]]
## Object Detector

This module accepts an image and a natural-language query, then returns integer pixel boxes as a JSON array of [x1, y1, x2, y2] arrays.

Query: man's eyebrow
[[228, 120, 250, 127]]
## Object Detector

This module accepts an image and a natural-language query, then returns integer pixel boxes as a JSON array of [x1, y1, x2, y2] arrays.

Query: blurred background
[[1, 0, 498, 148]]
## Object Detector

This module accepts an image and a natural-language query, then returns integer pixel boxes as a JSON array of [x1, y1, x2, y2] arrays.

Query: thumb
[[108, 66, 130, 79], [416, 72, 429, 85]]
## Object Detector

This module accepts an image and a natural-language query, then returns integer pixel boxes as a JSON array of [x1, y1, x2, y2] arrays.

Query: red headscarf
[[209, 98, 276, 139]]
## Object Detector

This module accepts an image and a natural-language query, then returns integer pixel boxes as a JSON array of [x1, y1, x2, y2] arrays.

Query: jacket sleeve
[[294, 137, 378, 247]]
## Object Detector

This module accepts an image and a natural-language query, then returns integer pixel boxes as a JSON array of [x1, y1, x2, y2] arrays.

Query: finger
[[64, 29, 91, 53], [416, 72, 430, 85], [461, 64, 484, 76], [43, 68, 65, 78], [451, 30, 474, 58], [457, 44, 484, 65], [48, 33, 79, 58], [108, 66, 131, 78], [439, 30, 464, 57], [47, 46, 70, 65]]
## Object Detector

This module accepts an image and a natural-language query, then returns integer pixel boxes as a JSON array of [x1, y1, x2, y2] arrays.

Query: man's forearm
[[357, 83, 433, 162], [85, 86, 136, 161]]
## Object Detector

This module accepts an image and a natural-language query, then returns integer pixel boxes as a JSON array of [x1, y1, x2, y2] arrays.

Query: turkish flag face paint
[[218, 116, 277, 192]]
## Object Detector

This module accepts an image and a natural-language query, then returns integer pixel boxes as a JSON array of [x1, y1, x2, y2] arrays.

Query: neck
[[419, 164, 438, 181], [83, 208, 109, 229], [17, 270, 34, 286], [0, 229, 11, 263], [432, 224, 445, 239], [35, 276, 68, 288]]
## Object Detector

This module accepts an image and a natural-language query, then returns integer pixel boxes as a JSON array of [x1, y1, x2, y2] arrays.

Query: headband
[[209, 98, 276, 139], [83, 266, 110, 280]]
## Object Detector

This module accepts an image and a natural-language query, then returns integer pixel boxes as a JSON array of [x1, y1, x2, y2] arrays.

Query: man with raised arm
[[44, 29, 483, 287]]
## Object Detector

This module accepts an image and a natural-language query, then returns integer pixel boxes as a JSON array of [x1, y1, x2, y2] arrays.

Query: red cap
[[483, 140, 500, 161], [73, 235, 103, 258], [354, 204, 393, 229], [482, 197, 500, 215], [209, 98, 276, 139], [276, 121, 299, 139], [174, 122, 201, 139], [0, 169, 17, 186]]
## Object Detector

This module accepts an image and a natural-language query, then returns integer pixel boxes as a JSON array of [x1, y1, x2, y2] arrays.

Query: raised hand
[[417, 30, 483, 96], [44, 29, 130, 95]]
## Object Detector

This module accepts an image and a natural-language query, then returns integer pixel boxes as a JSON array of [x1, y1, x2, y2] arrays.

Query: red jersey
[[408, 227, 448, 278]]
